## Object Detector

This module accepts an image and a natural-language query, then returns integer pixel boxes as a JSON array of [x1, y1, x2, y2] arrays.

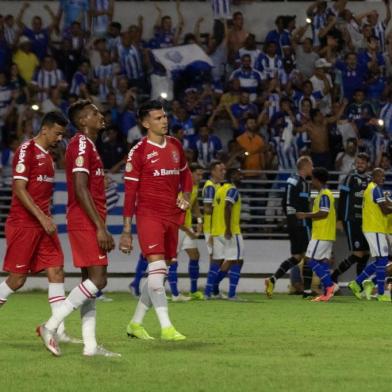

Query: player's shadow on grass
[[151, 341, 221, 351]]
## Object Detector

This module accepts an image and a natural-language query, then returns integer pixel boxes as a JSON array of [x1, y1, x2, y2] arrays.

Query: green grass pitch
[[1, 292, 392, 392]]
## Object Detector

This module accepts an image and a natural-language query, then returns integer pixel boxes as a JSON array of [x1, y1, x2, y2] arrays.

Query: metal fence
[[1, 169, 388, 239]]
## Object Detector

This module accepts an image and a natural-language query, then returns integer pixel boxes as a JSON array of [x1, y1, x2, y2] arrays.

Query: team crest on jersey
[[15, 163, 25, 173], [171, 150, 179, 163], [125, 162, 133, 172], [75, 156, 84, 167]]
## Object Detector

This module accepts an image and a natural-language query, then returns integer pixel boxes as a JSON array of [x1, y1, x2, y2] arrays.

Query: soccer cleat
[[311, 295, 325, 302], [190, 291, 204, 300], [264, 278, 274, 298], [57, 332, 83, 344], [377, 294, 391, 302], [129, 281, 141, 297], [36, 324, 61, 357], [348, 281, 362, 300], [161, 326, 186, 341], [322, 284, 337, 301], [211, 292, 228, 300], [83, 345, 121, 357], [171, 293, 191, 302], [126, 322, 154, 340], [362, 280, 375, 301]]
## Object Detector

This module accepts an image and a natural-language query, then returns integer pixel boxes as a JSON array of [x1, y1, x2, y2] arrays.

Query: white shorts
[[204, 233, 212, 255], [212, 234, 244, 261], [305, 239, 333, 260], [364, 232, 389, 258], [177, 229, 197, 251]]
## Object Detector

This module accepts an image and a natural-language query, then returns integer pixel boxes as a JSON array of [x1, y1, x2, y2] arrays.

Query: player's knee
[[92, 276, 107, 290], [147, 273, 165, 292], [47, 267, 64, 283], [7, 274, 27, 291]]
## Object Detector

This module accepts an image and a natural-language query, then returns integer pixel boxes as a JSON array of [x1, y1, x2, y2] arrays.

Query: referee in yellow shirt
[[296, 167, 337, 302]]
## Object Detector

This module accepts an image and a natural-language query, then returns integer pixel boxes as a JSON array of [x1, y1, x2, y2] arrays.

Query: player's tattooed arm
[[14, 179, 57, 235], [74, 172, 115, 252]]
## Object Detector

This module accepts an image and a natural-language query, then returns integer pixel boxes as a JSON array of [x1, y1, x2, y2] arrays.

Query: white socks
[[45, 279, 98, 332], [48, 283, 66, 336], [0, 281, 14, 306], [81, 298, 97, 352], [131, 280, 152, 324], [147, 260, 172, 329]]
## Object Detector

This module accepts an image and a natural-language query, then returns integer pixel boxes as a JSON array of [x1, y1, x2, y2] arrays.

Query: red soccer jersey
[[66, 132, 106, 230], [124, 136, 192, 224], [7, 139, 55, 227]]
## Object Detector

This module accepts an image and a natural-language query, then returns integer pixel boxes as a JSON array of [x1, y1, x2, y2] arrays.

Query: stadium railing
[[0, 169, 375, 239]]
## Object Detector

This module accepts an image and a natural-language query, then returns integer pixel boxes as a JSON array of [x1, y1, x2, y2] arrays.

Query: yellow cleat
[[161, 326, 186, 341], [126, 322, 154, 340], [265, 278, 274, 298]]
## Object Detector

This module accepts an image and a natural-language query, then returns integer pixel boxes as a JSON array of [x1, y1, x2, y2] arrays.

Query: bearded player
[[0, 111, 79, 344], [38, 100, 119, 357], [119, 100, 193, 341]]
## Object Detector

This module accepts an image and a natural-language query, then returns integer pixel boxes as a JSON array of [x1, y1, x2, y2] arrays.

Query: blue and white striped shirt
[[270, 136, 298, 170], [229, 67, 262, 102], [373, 21, 387, 53], [211, 0, 231, 20], [94, 63, 115, 101], [117, 43, 144, 80], [70, 71, 88, 95], [32, 68, 65, 101], [380, 103, 392, 134], [255, 53, 283, 80], [311, 13, 326, 47], [92, 0, 111, 35]]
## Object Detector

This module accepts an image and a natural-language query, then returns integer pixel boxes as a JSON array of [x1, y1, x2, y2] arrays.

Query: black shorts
[[287, 217, 311, 255], [343, 221, 369, 252]]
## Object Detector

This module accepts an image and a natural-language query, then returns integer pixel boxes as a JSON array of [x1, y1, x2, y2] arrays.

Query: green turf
[[1, 292, 392, 392]]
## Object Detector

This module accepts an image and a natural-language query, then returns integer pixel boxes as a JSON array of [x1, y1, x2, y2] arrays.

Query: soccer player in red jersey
[[0, 111, 80, 343], [119, 100, 193, 341], [38, 100, 119, 357]]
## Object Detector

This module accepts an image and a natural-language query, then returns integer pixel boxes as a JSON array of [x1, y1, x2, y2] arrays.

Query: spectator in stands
[[255, 41, 283, 81], [301, 103, 347, 169], [194, 124, 223, 169], [63, 21, 87, 53], [70, 58, 90, 96], [12, 36, 39, 83], [170, 104, 196, 139], [116, 31, 145, 91], [151, 0, 184, 49], [94, 49, 117, 102], [16, 2, 58, 60], [89, 0, 115, 37], [367, 3, 391, 53], [380, 91, 392, 133], [52, 38, 81, 84], [0, 72, 15, 139], [228, 11, 249, 64], [119, 95, 137, 139], [236, 116, 267, 175], [345, 88, 376, 130], [3, 14, 18, 47], [229, 91, 259, 134], [310, 58, 333, 114], [30, 55, 67, 102], [99, 126, 127, 170], [335, 52, 367, 100], [265, 16, 292, 58], [41, 86, 65, 114], [230, 54, 263, 102], [235, 33, 260, 68], [9, 63, 29, 105], [172, 124, 194, 151], [336, 137, 357, 181], [58, 0, 90, 30]]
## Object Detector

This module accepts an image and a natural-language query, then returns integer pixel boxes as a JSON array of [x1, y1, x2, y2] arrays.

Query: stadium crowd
[[1, 0, 392, 184]]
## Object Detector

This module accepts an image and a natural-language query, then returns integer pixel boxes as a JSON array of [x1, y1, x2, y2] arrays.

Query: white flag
[[151, 44, 213, 74]]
